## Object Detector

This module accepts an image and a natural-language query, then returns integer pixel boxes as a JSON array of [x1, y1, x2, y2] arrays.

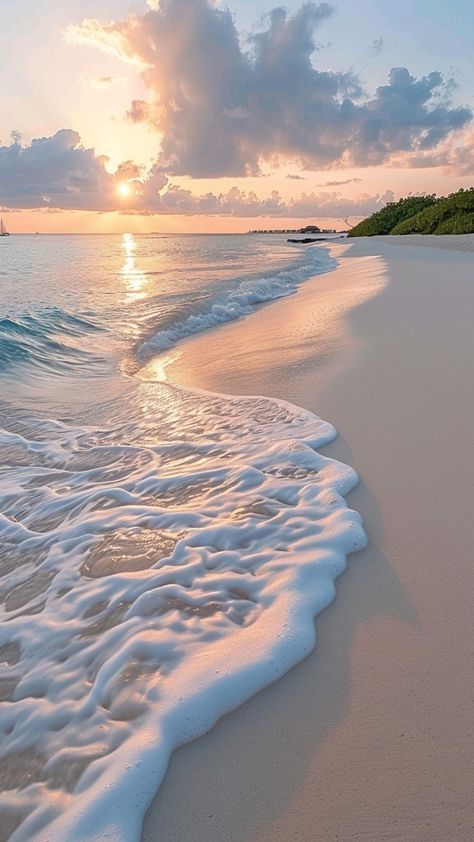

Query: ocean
[[0, 233, 365, 840]]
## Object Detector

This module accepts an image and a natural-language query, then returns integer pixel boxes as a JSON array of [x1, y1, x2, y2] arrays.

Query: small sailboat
[[0, 218, 10, 237]]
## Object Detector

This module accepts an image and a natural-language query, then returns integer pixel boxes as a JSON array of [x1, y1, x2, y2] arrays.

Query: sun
[[118, 182, 131, 198]]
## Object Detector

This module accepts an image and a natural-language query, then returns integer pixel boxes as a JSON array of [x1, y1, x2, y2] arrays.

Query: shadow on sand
[[142, 433, 417, 841]]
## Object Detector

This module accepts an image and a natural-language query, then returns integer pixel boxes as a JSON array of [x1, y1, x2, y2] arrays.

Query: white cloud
[[0, 129, 394, 217], [66, 0, 472, 177]]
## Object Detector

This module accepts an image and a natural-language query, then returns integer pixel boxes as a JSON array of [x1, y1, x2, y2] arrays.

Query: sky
[[1, 0, 473, 232]]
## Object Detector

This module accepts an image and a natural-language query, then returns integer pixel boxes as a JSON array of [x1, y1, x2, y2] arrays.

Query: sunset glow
[[2, 2, 474, 841], [0, 0, 473, 232]]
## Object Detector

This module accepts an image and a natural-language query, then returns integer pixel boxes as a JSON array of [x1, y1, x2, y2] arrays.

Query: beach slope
[[142, 235, 474, 842]]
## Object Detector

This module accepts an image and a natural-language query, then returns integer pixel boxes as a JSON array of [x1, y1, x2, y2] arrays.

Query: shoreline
[[142, 240, 386, 405], [142, 234, 474, 842]]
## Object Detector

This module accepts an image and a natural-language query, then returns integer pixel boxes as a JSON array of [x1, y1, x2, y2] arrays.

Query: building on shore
[[248, 225, 338, 234]]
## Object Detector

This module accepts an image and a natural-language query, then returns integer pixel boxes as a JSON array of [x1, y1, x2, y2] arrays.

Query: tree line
[[349, 188, 474, 236]]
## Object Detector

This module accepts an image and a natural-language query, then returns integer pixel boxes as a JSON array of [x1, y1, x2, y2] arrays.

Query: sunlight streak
[[121, 233, 147, 301]]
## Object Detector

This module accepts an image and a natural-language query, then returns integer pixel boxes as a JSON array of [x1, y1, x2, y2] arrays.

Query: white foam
[[138, 247, 335, 356], [0, 381, 365, 841]]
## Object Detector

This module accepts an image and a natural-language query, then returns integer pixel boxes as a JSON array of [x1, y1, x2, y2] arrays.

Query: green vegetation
[[349, 188, 474, 237], [348, 195, 436, 237]]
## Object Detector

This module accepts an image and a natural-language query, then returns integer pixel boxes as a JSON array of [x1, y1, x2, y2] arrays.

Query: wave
[[0, 380, 365, 841], [138, 246, 335, 358], [0, 309, 105, 375]]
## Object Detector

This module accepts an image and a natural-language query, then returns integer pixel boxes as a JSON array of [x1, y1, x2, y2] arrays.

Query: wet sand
[[142, 235, 474, 842]]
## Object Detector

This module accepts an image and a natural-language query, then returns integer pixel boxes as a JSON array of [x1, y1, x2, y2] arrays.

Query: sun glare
[[118, 182, 131, 197]]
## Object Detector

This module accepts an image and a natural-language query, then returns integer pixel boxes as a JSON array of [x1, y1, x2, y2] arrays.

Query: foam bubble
[[0, 380, 365, 841]]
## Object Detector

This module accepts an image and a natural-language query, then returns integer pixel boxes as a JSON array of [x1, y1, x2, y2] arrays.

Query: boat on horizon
[[0, 218, 10, 237]]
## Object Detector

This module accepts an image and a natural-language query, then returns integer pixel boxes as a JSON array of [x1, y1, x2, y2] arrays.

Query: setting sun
[[118, 182, 130, 197]]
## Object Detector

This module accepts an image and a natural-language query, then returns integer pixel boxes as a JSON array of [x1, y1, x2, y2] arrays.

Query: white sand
[[142, 235, 474, 842]]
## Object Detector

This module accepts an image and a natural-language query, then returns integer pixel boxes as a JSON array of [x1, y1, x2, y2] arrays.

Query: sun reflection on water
[[121, 233, 147, 301], [140, 351, 179, 384]]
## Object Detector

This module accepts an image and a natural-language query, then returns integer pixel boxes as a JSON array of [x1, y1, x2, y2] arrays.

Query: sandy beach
[[142, 235, 474, 842]]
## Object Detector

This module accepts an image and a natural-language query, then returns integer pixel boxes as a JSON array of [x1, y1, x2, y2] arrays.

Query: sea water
[[0, 233, 365, 840]]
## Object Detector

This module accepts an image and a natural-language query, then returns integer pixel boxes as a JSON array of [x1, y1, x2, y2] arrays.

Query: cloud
[[0, 129, 394, 218], [316, 177, 363, 186], [351, 67, 471, 165], [393, 128, 474, 175], [91, 75, 116, 89], [127, 184, 396, 218], [65, 0, 472, 177], [370, 37, 384, 55], [0, 130, 139, 210], [286, 175, 365, 186], [64, 19, 145, 68]]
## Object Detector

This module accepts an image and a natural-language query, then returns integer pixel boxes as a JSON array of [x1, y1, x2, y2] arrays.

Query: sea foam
[[0, 379, 365, 841], [138, 247, 335, 357]]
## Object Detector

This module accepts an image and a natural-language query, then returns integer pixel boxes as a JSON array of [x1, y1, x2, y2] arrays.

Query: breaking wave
[[138, 247, 335, 357]]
